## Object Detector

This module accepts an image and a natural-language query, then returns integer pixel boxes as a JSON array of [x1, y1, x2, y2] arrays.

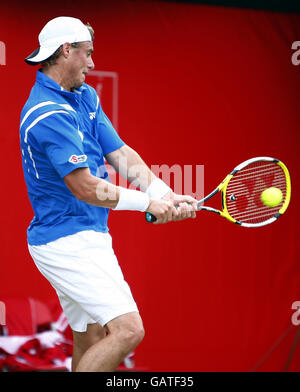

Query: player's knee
[[132, 324, 145, 345], [108, 314, 145, 349], [120, 323, 145, 348], [111, 320, 145, 349]]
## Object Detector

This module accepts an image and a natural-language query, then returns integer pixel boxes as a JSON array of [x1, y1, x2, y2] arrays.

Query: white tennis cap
[[25, 16, 92, 65]]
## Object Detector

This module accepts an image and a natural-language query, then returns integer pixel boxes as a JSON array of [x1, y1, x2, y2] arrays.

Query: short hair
[[41, 23, 94, 68]]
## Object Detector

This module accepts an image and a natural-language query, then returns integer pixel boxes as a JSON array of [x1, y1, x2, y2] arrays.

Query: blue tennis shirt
[[20, 70, 124, 245]]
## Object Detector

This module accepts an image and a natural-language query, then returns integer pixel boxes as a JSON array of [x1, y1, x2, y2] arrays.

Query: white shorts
[[28, 230, 139, 332]]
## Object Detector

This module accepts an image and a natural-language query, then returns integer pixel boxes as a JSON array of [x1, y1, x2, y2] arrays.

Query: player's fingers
[[167, 201, 175, 222], [178, 202, 196, 220], [153, 214, 167, 224], [153, 201, 173, 224], [172, 205, 183, 221], [183, 195, 198, 204], [191, 210, 197, 219], [191, 201, 198, 212], [174, 195, 197, 206], [172, 205, 179, 221], [177, 202, 190, 219], [153, 211, 168, 224]]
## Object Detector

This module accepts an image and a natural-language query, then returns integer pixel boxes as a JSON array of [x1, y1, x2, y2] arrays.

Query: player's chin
[[73, 74, 86, 89], [72, 80, 84, 89]]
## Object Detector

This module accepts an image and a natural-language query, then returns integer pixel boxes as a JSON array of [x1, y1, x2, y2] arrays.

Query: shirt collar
[[36, 69, 87, 97]]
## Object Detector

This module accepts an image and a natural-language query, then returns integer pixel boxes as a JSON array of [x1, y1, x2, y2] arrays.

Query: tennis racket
[[145, 157, 291, 227]]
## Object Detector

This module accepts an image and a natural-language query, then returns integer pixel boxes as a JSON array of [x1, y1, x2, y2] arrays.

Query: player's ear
[[61, 43, 72, 59]]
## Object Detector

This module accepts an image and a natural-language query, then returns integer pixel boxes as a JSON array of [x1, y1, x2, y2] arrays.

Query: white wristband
[[146, 178, 172, 200], [113, 187, 150, 212]]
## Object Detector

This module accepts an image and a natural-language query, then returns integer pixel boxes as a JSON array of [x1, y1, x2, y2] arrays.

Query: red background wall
[[0, 0, 299, 371]]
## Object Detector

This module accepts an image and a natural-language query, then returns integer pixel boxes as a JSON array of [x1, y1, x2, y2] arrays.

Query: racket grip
[[145, 212, 157, 223], [146, 204, 181, 223]]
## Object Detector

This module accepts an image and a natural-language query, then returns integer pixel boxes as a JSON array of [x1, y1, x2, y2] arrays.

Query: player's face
[[68, 41, 94, 89]]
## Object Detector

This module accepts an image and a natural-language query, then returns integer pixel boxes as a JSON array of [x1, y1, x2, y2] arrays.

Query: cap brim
[[25, 45, 59, 65]]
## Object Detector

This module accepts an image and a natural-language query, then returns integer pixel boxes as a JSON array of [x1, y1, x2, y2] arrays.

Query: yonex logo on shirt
[[68, 154, 87, 164], [89, 112, 96, 120]]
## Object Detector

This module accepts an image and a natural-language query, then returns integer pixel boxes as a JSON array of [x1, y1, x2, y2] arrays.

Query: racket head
[[221, 157, 291, 227]]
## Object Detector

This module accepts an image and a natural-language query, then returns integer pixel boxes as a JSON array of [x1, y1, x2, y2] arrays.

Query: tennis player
[[20, 17, 197, 372]]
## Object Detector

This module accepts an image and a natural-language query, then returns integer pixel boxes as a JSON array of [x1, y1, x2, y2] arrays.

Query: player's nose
[[88, 57, 95, 70]]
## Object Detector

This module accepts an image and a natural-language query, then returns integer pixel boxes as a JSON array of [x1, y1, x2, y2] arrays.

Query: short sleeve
[[96, 101, 125, 155], [29, 111, 89, 178]]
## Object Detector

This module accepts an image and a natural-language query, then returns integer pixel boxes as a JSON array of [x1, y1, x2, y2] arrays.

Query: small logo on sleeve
[[89, 112, 96, 120], [68, 154, 87, 164]]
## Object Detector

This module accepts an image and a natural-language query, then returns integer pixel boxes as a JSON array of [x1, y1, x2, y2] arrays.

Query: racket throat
[[198, 206, 220, 215], [196, 187, 219, 210]]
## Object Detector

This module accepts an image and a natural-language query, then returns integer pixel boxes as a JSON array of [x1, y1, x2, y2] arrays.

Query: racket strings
[[228, 179, 286, 194], [230, 178, 286, 190], [228, 204, 280, 221], [229, 167, 283, 183], [225, 162, 287, 224], [233, 163, 276, 175]]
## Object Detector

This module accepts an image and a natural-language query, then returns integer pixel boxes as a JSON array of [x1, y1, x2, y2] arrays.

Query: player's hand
[[163, 193, 197, 221], [146, 199, 175, 224]]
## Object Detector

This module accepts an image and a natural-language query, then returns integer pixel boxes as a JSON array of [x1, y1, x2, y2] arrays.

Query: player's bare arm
[[105, 145, 197, 220], [63, 167, 175, 224]]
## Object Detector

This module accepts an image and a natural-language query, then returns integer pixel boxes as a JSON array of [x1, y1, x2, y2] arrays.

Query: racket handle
[[145, 212, 157, 223], [145, 204, 184, 223]]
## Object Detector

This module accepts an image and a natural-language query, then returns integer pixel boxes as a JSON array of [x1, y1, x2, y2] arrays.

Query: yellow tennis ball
[[261, 187, 283, 207]]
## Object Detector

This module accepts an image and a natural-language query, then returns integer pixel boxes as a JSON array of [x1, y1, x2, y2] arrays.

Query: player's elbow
[[64, 168, 118, 207], [64, 168, 97, 203], [72, 187, 91, 202], [67, 182, 93, 202]]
